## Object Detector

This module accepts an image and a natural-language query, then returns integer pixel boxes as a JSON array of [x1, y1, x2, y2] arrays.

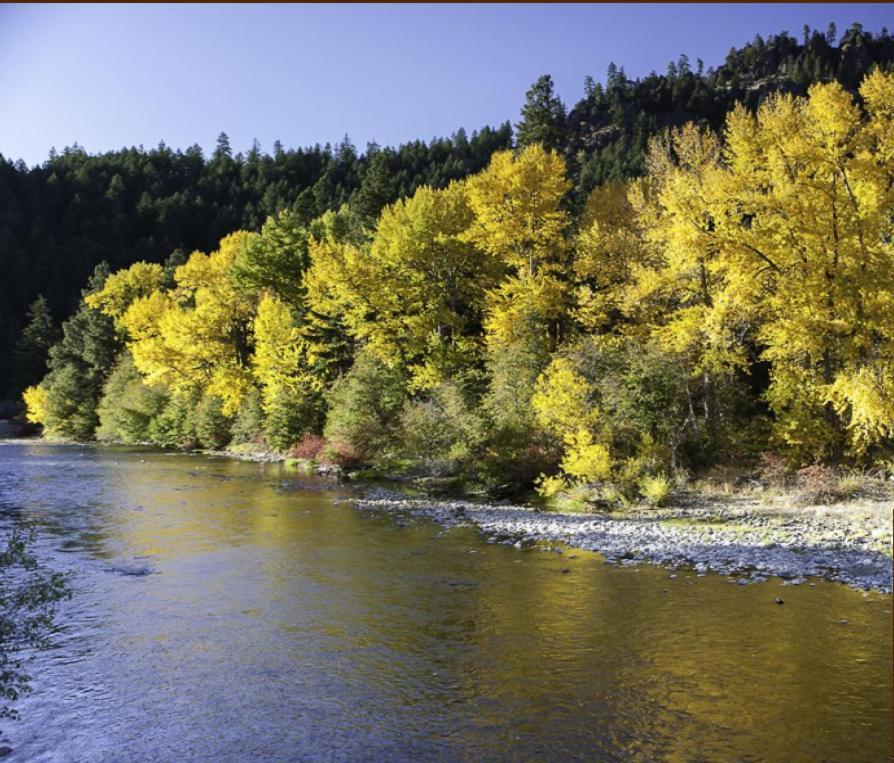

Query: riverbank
[[8, 438, 893, 592], [345, 487, 893, 594], [210, 443, 894, 592]]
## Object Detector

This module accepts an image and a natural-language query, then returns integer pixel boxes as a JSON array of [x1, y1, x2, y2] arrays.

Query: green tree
[[516, 75, 567, 152], [95, 352, 168, 444], [232, 209, 310, 312], [0, 530, 70, 720], [12, 296, 58, 392], [34, 264, 121, 439]]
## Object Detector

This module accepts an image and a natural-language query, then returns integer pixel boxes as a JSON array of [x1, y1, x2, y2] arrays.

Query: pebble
[[350, 490, 893, 593]]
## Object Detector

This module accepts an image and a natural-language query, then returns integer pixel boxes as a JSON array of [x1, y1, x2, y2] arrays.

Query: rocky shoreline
[[207, 445, 893, 593], [11, 440, 892, 592], [348, 488, 894, 594]]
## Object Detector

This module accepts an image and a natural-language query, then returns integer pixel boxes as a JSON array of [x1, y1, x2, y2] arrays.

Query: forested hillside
[[3, 22, 892, 397], [21, 55, 894, 504]]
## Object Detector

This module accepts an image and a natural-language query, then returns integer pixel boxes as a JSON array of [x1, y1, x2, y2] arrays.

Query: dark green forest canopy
[[1, 22, 892, 397]]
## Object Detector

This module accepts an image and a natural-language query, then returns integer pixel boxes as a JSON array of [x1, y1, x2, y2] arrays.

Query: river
[[0, 442, 891, 761]]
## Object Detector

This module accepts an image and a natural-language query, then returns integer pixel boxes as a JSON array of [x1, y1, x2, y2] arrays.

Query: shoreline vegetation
[[6, 39, 894, 593], [13, 437, 890, 593], [239, 442, 894, 594]]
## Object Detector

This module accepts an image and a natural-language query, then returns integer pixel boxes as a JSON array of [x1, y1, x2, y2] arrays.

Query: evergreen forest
[[10, 23, 894, 500]]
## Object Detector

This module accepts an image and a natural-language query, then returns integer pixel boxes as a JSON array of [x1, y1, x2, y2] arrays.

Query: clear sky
[[0, 3, 889, 166]]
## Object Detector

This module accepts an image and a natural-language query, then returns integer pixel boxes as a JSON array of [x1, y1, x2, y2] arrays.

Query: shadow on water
[[0, 441, 891, 761]]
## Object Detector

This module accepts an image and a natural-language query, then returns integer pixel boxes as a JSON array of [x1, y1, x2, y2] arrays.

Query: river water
[[0, 442, 890, 761]]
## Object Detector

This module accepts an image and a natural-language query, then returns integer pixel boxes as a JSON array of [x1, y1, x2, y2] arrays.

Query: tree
[[122, 232, 257, 416], [322, 348, 408, 464], [627, 73, 894, 460], [25, 264, 121, 439], [232, 208, 310, 311], [252, 293, 322, 449], [826, 22, 837, 46], [464, 144, 572, 352], [0, 530, 70, 721], [573, 179, 648, 333], [717, 75, 894, 457], [516, 75, 567, 152], [214, 132, 233, 160], [331, 181, 496, 389], [84, 262, 165, 329], [12, 297, 58, 392], [95, 352, 167, 443]]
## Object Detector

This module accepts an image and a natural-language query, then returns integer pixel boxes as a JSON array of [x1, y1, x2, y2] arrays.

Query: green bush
[[230, 387, 264, 445], [322, 349, 408, 464], [194, 394, 232, 449], [147, 391, 199, 448], [397, 381, 486, 474], [477, 339, 558, 492], [264, 387, 324, 453], [96, 353, 168, 444]]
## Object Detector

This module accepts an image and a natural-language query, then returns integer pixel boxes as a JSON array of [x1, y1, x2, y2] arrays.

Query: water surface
[[0, 442, 891, 761]]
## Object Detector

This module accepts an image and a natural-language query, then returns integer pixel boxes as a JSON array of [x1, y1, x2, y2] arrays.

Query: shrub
[[639, 473, 671, 507], [599, 483, 628, 508], [0, 530, 70, 719], [289, 433, 326, 461], [757, 451, 792, 487], [194, 394, 232, 450], [398, 382, 486, 472], [318, 437, 364, 469], [535, 474, 567, 498], [479, 423, 561, 495], [835, 472, 866, 500], [323, 349, 407, 464], [795, 464, 851, 504], [96, 354, 167, 444]]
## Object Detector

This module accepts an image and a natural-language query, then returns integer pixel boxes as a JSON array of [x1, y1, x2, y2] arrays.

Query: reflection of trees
[[5, 444, 890, 760]]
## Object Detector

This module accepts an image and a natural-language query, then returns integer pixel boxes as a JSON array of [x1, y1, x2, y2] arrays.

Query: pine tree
[[13, 296, 59, 392], [516, 75, 567, 152]]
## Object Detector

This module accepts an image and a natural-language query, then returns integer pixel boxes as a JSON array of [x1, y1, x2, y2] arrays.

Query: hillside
[[1, 21, 892, 397]]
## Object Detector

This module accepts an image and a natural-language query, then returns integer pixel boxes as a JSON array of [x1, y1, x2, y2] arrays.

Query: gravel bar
[[350, 489, 894, 593]]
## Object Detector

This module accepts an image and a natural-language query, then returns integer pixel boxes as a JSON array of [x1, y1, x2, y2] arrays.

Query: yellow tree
[[356, 181, 496, 389], [530, 356, 608, 495], [573, 179, 650, 334], [302, 210, 370, 383], [716, 74, 894, 456], [628, 124, 747, 375], [121, 232, 257, 415], [463, 144, 572, 352], [252, 293, 308, 401], [84, 261, 165, 329], [251, 292, 322, 449]]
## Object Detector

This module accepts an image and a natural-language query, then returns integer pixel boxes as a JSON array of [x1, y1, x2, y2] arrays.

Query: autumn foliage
[[25, 73, 894, 497]]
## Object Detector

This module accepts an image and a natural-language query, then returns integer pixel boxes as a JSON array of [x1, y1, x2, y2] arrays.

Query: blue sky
[[0, 4, 889, 165]]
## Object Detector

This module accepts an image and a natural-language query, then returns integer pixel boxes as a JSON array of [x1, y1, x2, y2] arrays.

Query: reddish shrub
[[756, 452, 791, 486], [288, 433, 326, 461], [795, 463, 841, 503], [318, 438, 364, 469]]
